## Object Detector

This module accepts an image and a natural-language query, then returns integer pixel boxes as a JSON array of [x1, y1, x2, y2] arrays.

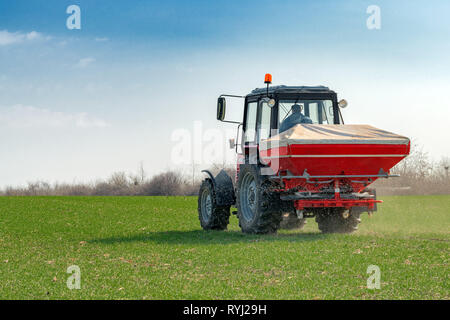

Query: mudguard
[[201, 169, 235, 206]]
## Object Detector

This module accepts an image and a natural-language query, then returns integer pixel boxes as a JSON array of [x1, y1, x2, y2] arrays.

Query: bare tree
[[438, 156, 450, 179], [140, 171, 184, 196], [129, 161, 147, 186]]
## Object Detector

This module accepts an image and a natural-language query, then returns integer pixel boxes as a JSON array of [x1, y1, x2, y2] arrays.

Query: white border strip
[[261, 154, 408, 159], [259, 140, 410, 151]]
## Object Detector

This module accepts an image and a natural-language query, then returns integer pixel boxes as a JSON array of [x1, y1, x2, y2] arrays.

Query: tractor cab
[[217, 75, 348, 163], [240, 85, 345, 148]]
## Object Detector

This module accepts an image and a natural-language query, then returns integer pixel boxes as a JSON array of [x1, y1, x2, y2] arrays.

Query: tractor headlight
[[338, 99, 348, 108], [268, 98, 276, 108], [260, 97, 276, 108]]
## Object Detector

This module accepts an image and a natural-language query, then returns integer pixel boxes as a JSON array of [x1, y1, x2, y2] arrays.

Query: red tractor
[[198, 75, 410, 234]]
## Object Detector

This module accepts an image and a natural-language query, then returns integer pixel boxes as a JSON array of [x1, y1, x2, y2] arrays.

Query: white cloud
[[0, 30, 47, 46], [26, 31, 41, 40], [0, 105, 109, 128], [76, 57, 95, 68], [95, 37, 109, 42]]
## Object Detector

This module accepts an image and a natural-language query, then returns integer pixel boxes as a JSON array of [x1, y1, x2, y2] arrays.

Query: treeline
[[1, 144, 449, 196], [0, 164, 235, 197], [1, 171, 199, 196], [373, 144, 450, 195]]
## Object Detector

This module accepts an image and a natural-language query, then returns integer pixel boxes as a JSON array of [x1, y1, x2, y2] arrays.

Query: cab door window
[[258, 101, 272, 141], [244, 102, 257, 143]]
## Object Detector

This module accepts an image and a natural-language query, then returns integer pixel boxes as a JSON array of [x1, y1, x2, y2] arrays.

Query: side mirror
[[217, 97, 226, 121], [228, 138, 236, 149], [338, 99, 348, 108]]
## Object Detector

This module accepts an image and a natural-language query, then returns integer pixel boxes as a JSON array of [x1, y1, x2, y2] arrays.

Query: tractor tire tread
[[198, 179, 230, 230]]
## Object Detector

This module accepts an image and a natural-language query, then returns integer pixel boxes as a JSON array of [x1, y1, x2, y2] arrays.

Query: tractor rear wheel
[[315, 208, 361, 234], [279, 212, 307, 230], [198, 179, 230, 230], [236, 165, 282, 234]]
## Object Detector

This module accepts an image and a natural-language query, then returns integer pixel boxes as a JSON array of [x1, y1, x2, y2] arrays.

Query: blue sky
[[0, 0, 449, 187]]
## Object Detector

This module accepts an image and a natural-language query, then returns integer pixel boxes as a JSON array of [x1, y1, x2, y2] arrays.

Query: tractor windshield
[[278, 99, 335, 132]]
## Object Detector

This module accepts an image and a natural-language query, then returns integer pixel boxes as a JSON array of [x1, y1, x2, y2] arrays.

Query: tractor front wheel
[[236, 165, 282, 234], [198, 179, 230, 230], [315, 208, 361, 234]]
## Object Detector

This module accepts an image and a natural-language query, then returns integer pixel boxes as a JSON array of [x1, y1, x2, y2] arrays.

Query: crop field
[[0, 195, 448, 300]]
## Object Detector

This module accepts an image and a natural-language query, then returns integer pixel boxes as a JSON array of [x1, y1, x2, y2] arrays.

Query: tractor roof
[[248, 85, 334, 97]]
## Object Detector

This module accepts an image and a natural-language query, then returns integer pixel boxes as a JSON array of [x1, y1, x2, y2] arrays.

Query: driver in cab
[[279, 104, 313, 133]]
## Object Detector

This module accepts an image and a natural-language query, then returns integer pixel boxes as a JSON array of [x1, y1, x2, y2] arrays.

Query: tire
[[236, 165, 282, 234], [315, 208, 361, 234], [198, 179, 230, 230], [279, 212, 307, 230]]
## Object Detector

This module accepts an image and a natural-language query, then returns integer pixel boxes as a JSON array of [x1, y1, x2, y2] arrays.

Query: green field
[[0, 195, 448, 299]]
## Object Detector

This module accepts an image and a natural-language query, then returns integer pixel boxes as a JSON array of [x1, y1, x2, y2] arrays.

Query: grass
[[0, 195, 448, 300]]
